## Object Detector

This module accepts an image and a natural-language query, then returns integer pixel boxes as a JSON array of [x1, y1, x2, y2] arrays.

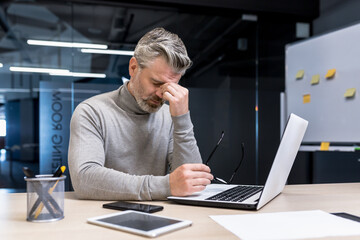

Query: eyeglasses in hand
[[205, 131, 245, 184]]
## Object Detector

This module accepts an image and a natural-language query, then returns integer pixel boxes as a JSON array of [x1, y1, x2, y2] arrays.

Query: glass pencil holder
[[25, 174, 66, 222]]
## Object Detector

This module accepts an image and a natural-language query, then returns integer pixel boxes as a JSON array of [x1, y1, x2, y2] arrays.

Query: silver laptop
[[168, 113, 308, 210]]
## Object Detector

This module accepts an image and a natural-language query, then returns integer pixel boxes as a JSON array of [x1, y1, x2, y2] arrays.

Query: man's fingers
[[163, 91, 174, 102], [189, 171, 213, 180], [161, 82, 183, 92], [160, 83, 189, 117], [190, 177, 212, 186], [162, 87, 181, 102], [161, 83, 187, 100], [163, 84, 178, 95], [183, 163, 211, 172], [180, 164, 213, 180], [169, 163, 214, 196]]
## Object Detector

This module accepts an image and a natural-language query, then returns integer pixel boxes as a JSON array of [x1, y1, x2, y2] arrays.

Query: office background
[[0, 0, 359, 192]]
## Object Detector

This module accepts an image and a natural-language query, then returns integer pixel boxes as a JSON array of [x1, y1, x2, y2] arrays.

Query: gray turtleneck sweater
[[68, 83, 202, 200]]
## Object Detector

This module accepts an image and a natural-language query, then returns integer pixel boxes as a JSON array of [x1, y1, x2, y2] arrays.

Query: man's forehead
[[145, 60, 181, 83], [144, 56, 181, 74], [150, 74, 181, 84]]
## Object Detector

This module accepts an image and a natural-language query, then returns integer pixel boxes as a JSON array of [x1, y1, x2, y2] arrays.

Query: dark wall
[[5, 99, 39, 162], [5, 100, 21, 160], [187, 14, 306, 184], [189, 87, 257, 185], [72, 0, 319, 20], [314, 0, 360, 35]]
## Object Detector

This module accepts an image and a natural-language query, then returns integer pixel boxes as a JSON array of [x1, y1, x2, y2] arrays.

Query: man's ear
[[129, 57, 138, 77]]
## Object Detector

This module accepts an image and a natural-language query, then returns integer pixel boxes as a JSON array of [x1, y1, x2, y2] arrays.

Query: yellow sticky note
[[344, 88, 356, 98], [296, 70, 305, 79], [325, 69, 336, 78], [320, 142, 330, 151], [303, 94, 311, 104], [311, 74, 320, 85]]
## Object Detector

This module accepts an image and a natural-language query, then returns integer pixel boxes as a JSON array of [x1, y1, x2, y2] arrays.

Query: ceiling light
[[0, 88, 30, 93], [10, 66, 70, 74], [10, 67, 106, 78], [81, 48, 134, 56], [49, 72, 106, 78], [0, 63, 3, 68], [27, 40, 108, 49]]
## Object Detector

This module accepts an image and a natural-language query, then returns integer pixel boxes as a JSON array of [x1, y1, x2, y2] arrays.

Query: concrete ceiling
[[0, 0, 319, 104]]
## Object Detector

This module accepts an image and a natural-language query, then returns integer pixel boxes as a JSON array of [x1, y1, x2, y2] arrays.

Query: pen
[[48, 166, 66, 194], [22, 167, 35, 178], [33, 166, 66, 219], [52, 165, 63, 177], [23, 167, 59, 218]]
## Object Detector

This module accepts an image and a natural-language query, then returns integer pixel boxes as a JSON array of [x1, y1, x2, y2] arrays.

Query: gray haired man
[[68, 28, 213, 200]]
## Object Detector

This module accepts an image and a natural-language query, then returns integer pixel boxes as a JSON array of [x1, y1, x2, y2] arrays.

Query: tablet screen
[[97, 211, 181, 231]]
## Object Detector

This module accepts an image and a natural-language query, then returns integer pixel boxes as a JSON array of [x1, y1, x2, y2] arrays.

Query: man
[[68, 27, 213, 200]]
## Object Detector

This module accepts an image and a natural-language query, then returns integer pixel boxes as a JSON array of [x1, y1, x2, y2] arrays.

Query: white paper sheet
[[210, 210, 360, 240]]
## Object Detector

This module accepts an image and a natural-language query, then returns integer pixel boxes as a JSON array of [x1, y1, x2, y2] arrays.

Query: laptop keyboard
[[206, 185, 263, 202]]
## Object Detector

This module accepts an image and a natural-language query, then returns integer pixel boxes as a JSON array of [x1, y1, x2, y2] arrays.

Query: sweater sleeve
[[167, 111, 203, 172], [68, 103, 171, 200]]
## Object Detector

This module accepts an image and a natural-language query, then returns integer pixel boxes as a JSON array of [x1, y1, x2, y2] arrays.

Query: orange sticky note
[[303, 94, 311, 104], [296, 70, 305, 79], [325, 69, 336, 79], [344, 88, 356, 98], [311, 74, 320, 85], [320, 142, 330, 151]]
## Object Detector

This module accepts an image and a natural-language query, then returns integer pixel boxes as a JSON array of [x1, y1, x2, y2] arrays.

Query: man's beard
[[131, 82, 165, 113]]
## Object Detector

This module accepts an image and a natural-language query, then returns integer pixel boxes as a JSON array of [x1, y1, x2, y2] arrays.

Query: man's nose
[[155, 87, 163, 98]]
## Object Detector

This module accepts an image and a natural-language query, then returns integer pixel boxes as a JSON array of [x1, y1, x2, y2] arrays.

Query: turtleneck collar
[[115, 82, 149, 115]]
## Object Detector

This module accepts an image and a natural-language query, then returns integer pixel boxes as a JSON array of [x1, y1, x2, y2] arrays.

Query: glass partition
[[0, 1, 302, 191]]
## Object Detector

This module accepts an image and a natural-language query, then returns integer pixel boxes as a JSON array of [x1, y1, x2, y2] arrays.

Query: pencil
[[34, 166, 66, 219]]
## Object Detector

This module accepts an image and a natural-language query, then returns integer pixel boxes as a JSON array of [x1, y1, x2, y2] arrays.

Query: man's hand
[[169, 164, 213, 196], [160, 83, 189, 116]]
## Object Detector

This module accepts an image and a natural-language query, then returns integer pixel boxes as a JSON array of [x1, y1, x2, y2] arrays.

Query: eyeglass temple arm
[[205, 131, 224, 165], [228, 142, 245, 184], [213, 177, 227, 184]]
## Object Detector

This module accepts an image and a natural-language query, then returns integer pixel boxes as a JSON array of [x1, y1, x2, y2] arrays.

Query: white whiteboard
[[285, 23, 360, 143]]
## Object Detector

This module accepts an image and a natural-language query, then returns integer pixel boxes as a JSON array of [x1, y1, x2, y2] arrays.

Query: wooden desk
[[1, 183, 360, 240]]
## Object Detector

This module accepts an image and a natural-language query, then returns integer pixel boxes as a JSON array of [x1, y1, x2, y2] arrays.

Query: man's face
[[128, 57, 182, 113]]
